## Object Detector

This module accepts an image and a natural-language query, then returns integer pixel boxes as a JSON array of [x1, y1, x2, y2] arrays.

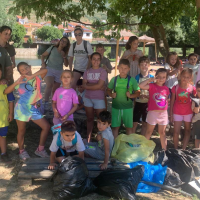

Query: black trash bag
[[53, 157, 96, 200], [93, 165, 144, 200], [154, 149, 195, 183], [164, 168, 183, 187]]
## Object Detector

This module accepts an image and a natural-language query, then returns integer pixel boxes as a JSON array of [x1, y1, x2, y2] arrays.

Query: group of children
[[1, 38, 200, 170]]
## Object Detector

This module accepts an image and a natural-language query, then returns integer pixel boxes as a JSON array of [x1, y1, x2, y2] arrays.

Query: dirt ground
[[0, 64, 197, 200]]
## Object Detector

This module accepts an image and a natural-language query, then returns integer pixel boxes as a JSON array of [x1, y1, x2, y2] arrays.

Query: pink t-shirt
[[172, 84, 196, 115], [83, 67, 107, 100], [148, 83, 170, 111], [52, 87, 79, 119]]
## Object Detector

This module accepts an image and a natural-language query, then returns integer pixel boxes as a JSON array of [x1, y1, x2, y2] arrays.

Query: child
[[0, 64, 15, 162], [83, 52, 107, 142], [139, 68, 170, 150], [121, 36, 143, 78], [4, 62, 50, 160], [107, 59, 140, 138], [133, 56, 154, 135], [170, 68, 195, 149], [164, 52, 182, 90], [52, 70, 79, 125], [184, 53, 199, 84], [76, 78, 85, 114], [191, 81, 200, 148], [84, 111, 114, 170], [48, 121, 85, 170]]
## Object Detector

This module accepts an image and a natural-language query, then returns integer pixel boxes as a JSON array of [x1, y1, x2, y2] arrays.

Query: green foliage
[[12, 23, 26, 48], [36, 26, 63, 41], [27, 37, 33, 45]]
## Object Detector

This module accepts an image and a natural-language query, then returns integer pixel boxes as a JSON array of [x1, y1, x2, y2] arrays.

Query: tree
[[36, 26, 63, 42], [27, 37, 33, 47], [12, 23, 26, 48]]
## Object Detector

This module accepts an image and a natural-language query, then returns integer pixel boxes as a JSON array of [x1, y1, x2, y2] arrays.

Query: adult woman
[[122, 36, 143, 78], [83, 52, 107, 142], [68, 25, 93, 89], [41, 36, 70, 111], [0, 26, 16, 84]]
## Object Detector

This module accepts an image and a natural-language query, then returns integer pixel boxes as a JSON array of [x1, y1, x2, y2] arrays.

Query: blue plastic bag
[[128, 161, 167, 193]]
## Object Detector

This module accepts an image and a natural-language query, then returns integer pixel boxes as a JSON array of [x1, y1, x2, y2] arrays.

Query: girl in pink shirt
[[139, 68, 170, 150], [170, 68, 195, 149]]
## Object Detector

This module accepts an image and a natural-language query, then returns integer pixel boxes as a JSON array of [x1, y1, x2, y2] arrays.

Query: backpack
[[113, 75, 133, 101], [51, 123, 78, 156], [73, 40, 88, 56]]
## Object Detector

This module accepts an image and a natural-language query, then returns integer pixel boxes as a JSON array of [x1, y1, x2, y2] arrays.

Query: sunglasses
[[75, 33, 82, 37]]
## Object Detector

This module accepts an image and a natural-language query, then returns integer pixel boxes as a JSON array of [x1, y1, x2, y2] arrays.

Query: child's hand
[[15, 76, 26, 85], [54, 110, 60, 118], [48, 163, 57, 170], [0, 79, 8, 85], [61, 114, 69, 121], [126, 91, 131, 98], [96, 134, 102, 141], [99, 163, 108, 170], [8, 113, 14, 122], [24, 74, 34, 81], [112, 92, 116, 98], [149, 77, 155, 83]]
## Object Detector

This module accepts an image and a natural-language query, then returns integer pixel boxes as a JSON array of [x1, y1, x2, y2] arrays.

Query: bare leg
[[173, 121, 182, 149], [158, 125, 167, 150], [0, 136, 6, 154], [112, 127, 120, 139], [182, 121, 191, 150], [44, 76, 55, 101], [141, 121, 147, 136], [33, 118, 50, 146], [145, 123, 155, 140], [195, 139, 200, 148], [85, 106, 94, 143], [16, 120, 26, 150], [71, 72, 82, 90], [126, 127, 133, 135], [132, 122, 138, 133], [52, 82, 61, 97]]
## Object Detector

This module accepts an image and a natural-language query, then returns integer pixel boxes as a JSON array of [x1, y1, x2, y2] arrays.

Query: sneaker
[[35, 149, 49, 158], [19, 150, 30, 161], [0, 153, 12, 163]]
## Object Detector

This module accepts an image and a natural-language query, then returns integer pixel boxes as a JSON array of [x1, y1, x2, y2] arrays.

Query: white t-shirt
[[164, 63, 178, 89], [68, 41, 93, 72], [49, 131, 85, 152]]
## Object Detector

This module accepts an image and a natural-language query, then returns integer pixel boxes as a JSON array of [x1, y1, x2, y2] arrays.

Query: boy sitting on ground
[[84, 111, 114, 170], [48, 121, 85, 170]]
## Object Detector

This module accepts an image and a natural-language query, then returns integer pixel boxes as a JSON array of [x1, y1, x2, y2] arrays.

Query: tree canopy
[[12, 23, 26, 48]]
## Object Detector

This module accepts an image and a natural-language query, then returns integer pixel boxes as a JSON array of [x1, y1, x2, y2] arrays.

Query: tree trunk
[[150, 26, 169, 58], [196, 0, 200, 46]]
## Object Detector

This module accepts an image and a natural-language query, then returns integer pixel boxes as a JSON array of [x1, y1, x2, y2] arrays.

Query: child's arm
[[107, 88, 116, 98], [48, 152, 57, 170], [61, 103, 78, 121], [99, 138, 110, 170], [24, 68, 48, 80], [41, 51, 49, 68], [192, 101, 200, 114], [76, 96, 84, 111], [126, 90, 140, 99], [8, 101, 14, 122], [77, 151, 84, 160], [52, 100, 61, 118], [139, 77, 154, 90], [82, 79, 105, 90], [170, 92, 176, 123]]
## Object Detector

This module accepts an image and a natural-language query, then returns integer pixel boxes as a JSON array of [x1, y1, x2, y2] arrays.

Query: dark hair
[[166, 52, 180, 69], [0, 26, 12, 34], [61, 121, 76, 132], [77, 79, 83, 86], [196, 80, 200, 89], [74, 25, 83, 33], [188, 53, 198, 60], [0, 64, 2, 72], [119, 59, 130, 68], [155, 68, 168, 76], [138, 56, 150, 65], [61, 70, 73, 78], [90, 52, 102, 60], [125, 36, 138, 50], [56, 36, 70, 54], [96, 43, 104, 49], [98, 111, 111, 124], [17, 62, 30, 71]]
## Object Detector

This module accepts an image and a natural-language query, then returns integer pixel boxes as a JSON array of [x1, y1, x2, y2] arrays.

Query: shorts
[[73, 69, 84, 76], [173, 114, 193, 122], [146, 110, 168, 125], [111, 107, 133, 128], [0, 126, 8, 137], [193, 121, 200, 140], [84, 98, 105, 109], [53, 117, 73, 125], [46, 67, 63, 83], [14, 103, 43, 122], [56, 148, 78, 157], [133, 102, 148, 122]]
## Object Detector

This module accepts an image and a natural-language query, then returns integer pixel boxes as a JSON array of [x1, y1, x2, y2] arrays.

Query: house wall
[[71, 31, 93, 40]]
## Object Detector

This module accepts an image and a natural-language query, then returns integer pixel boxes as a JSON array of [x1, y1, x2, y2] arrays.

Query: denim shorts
[[45, 67, 63, 83], [84, 98, 105, 109]]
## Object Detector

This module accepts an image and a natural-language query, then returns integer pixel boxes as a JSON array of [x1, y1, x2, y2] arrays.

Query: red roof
[[23, 23, 42, 28], [16, 15, 22, 19]]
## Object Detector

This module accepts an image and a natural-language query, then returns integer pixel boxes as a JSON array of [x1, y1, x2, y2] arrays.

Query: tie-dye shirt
[[15, 76, 42, 105]]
